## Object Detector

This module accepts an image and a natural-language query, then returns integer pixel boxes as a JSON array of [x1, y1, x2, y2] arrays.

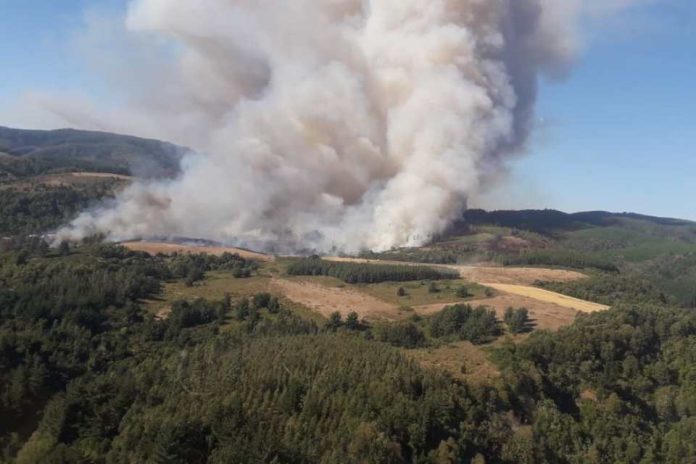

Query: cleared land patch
[[407, 341, 501, 385], [123, 241, 274, 262], [270, 278, 399, 321]]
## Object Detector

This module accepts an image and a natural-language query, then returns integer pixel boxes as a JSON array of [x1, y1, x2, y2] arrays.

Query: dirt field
[[270, 278, 401, 321], [448, 265, 586, 285], [481, 283, 609, 313], [70, 172, 133, 180], [123, 241, 274, 262]]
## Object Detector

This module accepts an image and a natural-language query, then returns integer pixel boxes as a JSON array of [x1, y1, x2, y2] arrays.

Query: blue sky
[[0, 0, 694, 220]]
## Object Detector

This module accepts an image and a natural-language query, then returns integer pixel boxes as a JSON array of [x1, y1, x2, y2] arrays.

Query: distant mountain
[[0, 126, 188, 178], [458, 209, 695, 233]]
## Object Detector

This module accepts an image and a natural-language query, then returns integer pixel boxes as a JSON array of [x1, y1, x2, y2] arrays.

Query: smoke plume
[[55, 0, 634, 252]]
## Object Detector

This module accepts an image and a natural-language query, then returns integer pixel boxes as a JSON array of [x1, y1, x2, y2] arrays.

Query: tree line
[[286, 257, 458, 284]]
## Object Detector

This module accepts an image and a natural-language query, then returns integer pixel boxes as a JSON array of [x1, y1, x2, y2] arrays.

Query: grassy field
[[357, 279, 487, 306]]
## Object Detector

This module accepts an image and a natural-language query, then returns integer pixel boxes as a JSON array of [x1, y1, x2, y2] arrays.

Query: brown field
[[407, 341, 502, 384], [448, 265, 586, 285], [123, 241, 274, 262], [69, 172, 133, 180], [270, 278, 400, 321], [482, 283, 609, 313]]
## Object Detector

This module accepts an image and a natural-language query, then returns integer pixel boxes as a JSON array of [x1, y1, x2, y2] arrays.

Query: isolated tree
[[428, 282, 439, 294], [345, 312, 360, 330], [58, 241, 70, 256], [326, 312, 343, 331], [267, 296, 280, 314], [397, 287, 407, 297], [235, 299, 250, 321]]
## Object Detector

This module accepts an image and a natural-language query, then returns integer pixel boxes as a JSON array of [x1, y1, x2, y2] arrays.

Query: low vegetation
[[0, 185, 115, 236]]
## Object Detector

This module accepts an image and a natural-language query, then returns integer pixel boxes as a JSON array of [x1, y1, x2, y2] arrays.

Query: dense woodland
[[0, 237, 695, 463], [0, 126, 186, 178], [0, 186, 115, 236], [286, 257, 458, 283]]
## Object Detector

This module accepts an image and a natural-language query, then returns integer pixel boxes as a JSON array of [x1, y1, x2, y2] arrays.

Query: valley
[[1, 126, 695, 462]]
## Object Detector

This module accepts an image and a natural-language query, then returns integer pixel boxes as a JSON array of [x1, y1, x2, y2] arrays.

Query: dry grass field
[[448, 265, 586, 285], [407, 341, 503, 384], [270, 278, 400, 320], [482, 283, 609, 313], [123, 241, 274, 262]]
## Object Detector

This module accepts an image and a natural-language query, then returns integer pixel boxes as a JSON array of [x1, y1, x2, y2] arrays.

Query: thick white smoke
[[55, 0, 634, 253]]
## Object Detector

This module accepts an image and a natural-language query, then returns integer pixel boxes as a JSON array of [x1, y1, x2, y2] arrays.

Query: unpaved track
[[270, 278, 400, 321], [123, 241, 274, 262], [481, 283, 609, 313]]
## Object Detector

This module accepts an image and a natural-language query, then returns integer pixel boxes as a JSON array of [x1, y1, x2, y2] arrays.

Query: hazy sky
[[1, 0, 694, 220]]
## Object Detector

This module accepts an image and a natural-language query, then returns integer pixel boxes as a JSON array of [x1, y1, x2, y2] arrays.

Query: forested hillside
[[0, 127, 190, 237], [0, 127, 187, 178], [1, 238, 695, 463]]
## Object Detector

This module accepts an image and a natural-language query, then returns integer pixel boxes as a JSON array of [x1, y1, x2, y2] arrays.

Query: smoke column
[[55, 0, 631, 252]]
